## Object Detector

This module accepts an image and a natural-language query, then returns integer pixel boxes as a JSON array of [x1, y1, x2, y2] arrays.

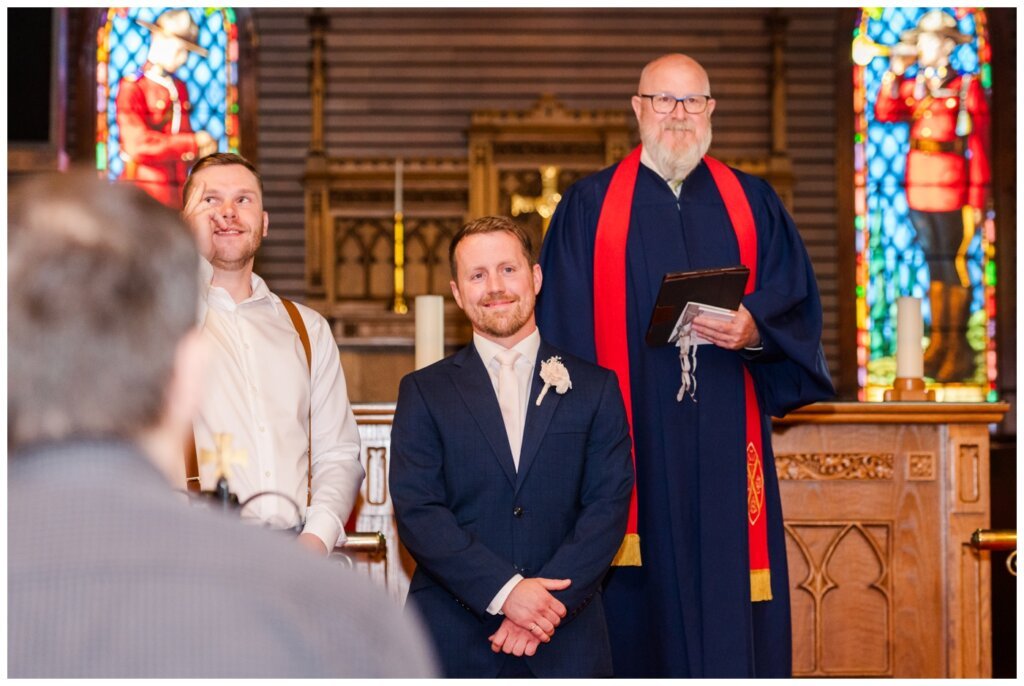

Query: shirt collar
[[204, 266, 279, 314], [639, 152, 687, 198], [474, 327, 541, 370]]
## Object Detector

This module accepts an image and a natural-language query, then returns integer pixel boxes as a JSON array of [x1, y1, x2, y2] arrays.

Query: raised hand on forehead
[[181, 181, 222, 260]]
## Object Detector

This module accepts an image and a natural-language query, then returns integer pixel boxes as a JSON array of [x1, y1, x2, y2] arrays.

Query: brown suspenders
[[279, 298, 314, 507], [185, 297, 313, 507], [185, 434, 201, 493]]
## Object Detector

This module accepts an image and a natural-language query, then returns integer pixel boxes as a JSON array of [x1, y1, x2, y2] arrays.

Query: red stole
[[593, 146, 772, 601]]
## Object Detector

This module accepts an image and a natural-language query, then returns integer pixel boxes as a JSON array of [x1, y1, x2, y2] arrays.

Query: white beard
[[640, 121, 713, 182]]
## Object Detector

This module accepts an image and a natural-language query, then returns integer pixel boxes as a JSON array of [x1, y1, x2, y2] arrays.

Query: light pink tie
[[495, 348, 522, 469]]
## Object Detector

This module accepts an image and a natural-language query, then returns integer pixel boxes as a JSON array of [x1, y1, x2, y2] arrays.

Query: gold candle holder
[[392, 210, 407, 314], [883, 377, 935, 401]]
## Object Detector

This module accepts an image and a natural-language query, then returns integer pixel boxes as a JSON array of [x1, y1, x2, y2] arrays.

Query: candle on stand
[[415, 295, 445, 369], [885, 296, 933, 401], [895, 296, 923, 379]]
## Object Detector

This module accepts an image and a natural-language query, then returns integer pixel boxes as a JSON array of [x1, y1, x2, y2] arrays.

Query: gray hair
[[8, 173, 199, 447]]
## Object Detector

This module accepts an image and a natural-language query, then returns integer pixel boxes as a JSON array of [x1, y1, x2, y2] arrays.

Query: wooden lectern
[[774, 401, 1008, 677]]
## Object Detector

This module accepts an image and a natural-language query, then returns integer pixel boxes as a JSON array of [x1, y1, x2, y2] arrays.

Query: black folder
[[644, 266, 750, 346]]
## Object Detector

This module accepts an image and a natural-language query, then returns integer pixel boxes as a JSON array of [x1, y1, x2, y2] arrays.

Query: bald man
[[535, 53, 834, 677]]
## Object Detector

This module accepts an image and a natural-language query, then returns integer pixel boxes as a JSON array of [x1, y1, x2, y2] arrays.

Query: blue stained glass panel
[[102, 8, 232, 180], [855, 7, 995, 398]]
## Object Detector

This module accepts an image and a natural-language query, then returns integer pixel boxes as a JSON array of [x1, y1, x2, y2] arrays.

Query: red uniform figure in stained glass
[[874, 9, 991, 382], [115, 9, 218, 207]]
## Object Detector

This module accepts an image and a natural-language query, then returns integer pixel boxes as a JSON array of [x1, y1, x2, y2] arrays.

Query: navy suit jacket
[[390, 338, 634, 677]]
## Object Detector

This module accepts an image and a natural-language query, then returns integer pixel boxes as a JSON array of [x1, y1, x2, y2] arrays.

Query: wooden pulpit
[[774, 401, 1008, 678]]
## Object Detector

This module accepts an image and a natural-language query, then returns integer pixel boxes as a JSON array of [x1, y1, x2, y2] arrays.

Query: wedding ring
[[529, 623, 537, 632]]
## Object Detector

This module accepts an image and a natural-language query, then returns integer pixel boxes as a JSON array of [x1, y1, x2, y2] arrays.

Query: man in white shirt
[[389, 216, 634, 677], [182, 153, 364, 556]]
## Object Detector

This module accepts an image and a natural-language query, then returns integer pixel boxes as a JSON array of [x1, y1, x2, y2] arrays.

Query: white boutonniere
[[536, 356, 572, 406]]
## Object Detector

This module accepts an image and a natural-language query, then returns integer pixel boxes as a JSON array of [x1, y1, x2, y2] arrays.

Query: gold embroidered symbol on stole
[[746, 441, 765, 526]]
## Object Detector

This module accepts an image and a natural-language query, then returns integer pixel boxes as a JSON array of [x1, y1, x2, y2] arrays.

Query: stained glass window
[[96, 7, 240, 207], [852, 7, 995, 402]]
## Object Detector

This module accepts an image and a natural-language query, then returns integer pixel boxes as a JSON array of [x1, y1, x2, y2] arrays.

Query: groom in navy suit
[[390, 215, 634, 677]]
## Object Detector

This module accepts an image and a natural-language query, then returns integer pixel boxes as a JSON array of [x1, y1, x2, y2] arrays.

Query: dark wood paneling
[[988, 8, 1017, 437], [781, 8, 844, 389]]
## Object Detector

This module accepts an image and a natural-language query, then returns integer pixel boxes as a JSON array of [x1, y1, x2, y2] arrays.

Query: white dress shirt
[[194, 261, 364, 551], [472, 329, 541, 615]]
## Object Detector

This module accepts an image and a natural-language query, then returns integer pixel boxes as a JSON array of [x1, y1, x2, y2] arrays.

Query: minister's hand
[[692, 304, 761, 350]]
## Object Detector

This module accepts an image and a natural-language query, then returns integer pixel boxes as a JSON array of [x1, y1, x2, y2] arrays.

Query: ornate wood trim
[[365, 446, 388, 506], [907, 452, 937, 481], [957, 444, 981, 505], [467, 93, 632, 221], [774, 402, 1009, 426], [943, 425, 993, 676], [776, 452, 894, 480]]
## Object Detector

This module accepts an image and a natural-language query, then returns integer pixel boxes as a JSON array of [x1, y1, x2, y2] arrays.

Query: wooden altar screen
[[467, 92, 631, 250], [348, 401, 1006, 678], [300, 92, 636, 400], [301, 94, 632, 327]]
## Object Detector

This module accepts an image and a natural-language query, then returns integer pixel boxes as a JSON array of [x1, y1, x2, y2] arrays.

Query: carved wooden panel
[[332, 213, 465, 302], [776, 452, 894, 480], [944, 425, 992, 676], [497, 165, 594, 254], [957, 444, 981, 505], [303, 157, 468, 331], [467, 94, 632, 223], [957, 542, 989, 677], [365, 446, 388, 506], [787, 521, 894, 677], [334, 217, 394, 300], [907, 452, 936, 481], [775, 407, 1001, 678]]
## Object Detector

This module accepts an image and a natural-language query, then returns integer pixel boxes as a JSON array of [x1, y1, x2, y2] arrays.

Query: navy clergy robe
[[535, 159, 834, 678]]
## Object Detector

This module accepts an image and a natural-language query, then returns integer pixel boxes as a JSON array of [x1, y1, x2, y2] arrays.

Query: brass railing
[[337, 531, 386, 555], [971, 528, 1016, 576]]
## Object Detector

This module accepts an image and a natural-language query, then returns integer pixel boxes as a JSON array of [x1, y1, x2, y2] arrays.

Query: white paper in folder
[[668, 302, 736, 346]]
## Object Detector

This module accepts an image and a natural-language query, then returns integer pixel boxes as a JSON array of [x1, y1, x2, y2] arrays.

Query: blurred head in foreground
[[8, 172, 203, 481]]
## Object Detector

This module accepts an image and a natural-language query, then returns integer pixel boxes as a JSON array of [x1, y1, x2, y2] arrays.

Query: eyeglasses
[[638, 93, 711, 115]]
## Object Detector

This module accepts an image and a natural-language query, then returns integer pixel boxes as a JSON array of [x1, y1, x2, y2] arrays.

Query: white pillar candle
[[896, 296, 924, 379], [415, 295, 445, 369]]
